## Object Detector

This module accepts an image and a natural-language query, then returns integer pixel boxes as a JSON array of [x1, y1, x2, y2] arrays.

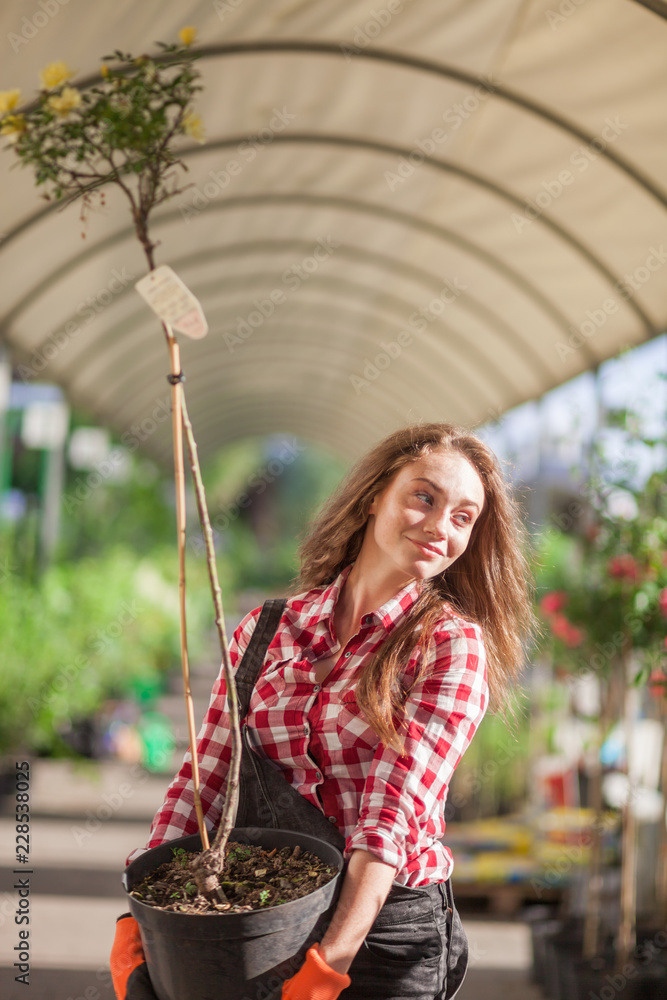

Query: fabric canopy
[[1, 0, 666, 462]]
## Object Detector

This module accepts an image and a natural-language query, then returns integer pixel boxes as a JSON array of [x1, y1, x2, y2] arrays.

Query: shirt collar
[[310, 563, 423, 638]]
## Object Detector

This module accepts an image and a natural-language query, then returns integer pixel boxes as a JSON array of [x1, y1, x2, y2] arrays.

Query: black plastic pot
[[123, 828, 344, 1000], [523, 907, 559, 988], [542, 918, 583, 999], [566, 955, 667, 1000]]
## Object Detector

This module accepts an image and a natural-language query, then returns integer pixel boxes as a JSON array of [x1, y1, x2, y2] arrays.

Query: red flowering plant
[[535, 401, 667, 689], [532, 391, 667, 964]]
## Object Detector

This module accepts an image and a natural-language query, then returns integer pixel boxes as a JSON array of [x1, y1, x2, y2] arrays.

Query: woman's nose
[[427, 509, 449, 540]]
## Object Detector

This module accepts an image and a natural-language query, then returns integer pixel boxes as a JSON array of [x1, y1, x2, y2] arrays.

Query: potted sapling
[[1, 30, 343, 1000]]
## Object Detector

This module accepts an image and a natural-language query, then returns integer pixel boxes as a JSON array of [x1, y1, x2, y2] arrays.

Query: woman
[[111, 422, 536, 1000]]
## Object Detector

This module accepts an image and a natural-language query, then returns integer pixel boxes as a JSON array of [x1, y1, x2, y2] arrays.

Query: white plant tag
[[135, 265, 208, 339]]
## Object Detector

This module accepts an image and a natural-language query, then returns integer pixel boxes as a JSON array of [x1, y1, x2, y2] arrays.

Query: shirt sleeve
[[345, 620, 488, 873], [124, 606, 261, 867]]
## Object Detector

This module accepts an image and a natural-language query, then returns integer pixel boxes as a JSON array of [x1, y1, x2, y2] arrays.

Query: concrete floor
[[0, 759, 543, 1000]]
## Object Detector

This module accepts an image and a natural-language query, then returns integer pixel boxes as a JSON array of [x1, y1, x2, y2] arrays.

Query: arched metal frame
[[4, 192, 606, 372], [65, 277, 529, 409], [28, 240, 570, 384], [4, 154, 655, 355], [2, 39, 664, 462], [78, 321, 481, 435]]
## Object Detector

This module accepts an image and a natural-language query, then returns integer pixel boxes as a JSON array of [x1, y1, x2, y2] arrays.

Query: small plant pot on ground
[[541, 922, 667, 1000], [566, 952, 667, 1000], [540, 917, 582, 999], [124, 828, 345, 1000], [523, 905, 560, 988]]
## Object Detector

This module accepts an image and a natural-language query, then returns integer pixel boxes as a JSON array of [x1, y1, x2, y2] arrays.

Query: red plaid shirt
[[131, 564, 488, 885]]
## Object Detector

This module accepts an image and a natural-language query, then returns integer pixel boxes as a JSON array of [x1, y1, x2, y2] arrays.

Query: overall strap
[[234, 598, 287, 722]]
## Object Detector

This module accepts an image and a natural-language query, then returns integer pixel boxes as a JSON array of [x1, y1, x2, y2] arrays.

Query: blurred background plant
[[1, 33, 203, 258], [530, 377, 667, 964], [0, 407, 347, 764]]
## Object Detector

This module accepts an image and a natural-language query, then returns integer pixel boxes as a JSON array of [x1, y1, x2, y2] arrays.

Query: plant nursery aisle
[[0, 757, 542, 1000]]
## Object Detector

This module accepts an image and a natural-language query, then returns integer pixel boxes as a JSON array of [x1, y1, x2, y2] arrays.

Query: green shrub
[[0, 543, 188, 757]]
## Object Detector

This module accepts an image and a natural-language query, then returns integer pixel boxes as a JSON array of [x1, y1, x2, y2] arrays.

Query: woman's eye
[[455, 513, 472, 525], [415, 491, 433, 505]]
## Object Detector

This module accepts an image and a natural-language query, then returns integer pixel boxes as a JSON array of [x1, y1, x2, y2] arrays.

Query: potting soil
[[129, 841, 338, 914]]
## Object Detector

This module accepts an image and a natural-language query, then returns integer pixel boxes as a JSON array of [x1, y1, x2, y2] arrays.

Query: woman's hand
[[317, 847, 397, 973], [110, 913, 157, 1000], [281, 943, 351, 1000], [282, 847, 396, 997]]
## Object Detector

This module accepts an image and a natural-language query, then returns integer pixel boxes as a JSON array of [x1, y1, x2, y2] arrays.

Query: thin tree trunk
[[137, 241, 213, 862], [165, 328, 209, 853], [138, 239, 236, 895], [180, 395, 241, 869], [656, 698, 667, 926], [616, 644, 638, 969], [582, 674, 611, 962]]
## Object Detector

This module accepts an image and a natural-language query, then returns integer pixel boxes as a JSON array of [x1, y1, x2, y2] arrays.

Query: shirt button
[[313, 684, 321, 693], [344, 651, 352, 658], [328, 816, 337, 824], [315, 771, 322, 781], [303, 724, 309, 735], [364, 615, 373, 624]]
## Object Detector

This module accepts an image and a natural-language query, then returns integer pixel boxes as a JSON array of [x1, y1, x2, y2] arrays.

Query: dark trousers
[[343, 865, 469, 1000], [236, 723, 470, 1000]]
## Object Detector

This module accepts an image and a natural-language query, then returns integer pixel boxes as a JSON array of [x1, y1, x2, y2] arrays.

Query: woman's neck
[[334, 557, 416, 641]]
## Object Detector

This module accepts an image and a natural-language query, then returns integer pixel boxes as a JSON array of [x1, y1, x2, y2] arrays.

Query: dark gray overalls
[[233, 599, 470, 1000]]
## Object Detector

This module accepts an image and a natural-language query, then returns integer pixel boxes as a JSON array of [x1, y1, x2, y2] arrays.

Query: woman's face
[[364, 447, 486, 584]]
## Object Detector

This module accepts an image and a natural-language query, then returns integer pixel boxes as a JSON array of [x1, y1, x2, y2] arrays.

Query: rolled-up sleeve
[[125, 607, 261, 865], [346, 621, 488, 872]]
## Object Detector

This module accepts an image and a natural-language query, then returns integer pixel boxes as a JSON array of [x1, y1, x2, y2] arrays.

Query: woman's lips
[[409, 538, 443, 558]]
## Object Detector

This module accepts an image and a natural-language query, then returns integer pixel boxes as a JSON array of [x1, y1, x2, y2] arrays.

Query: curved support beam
[[8, 38, 666, 235], [155, 396, 420, 466], [75, 319, 482, 430], [68, 277, 526, 412], [1, 192, 601, 370], [129, 394, 390, 466], [177, 133, 657, 339], [29, 240, 557, 385]]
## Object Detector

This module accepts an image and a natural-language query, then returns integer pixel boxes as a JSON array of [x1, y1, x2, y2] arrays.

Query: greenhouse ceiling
[[0, 0, 666, 463]]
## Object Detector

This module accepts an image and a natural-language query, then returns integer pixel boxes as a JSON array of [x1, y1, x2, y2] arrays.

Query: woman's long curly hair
[[292, 422, 539, 752]]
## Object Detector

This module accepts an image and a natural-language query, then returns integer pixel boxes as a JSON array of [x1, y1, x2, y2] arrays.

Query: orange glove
[[110, 913, 157, 1000], [281, 943, 351, 1000]]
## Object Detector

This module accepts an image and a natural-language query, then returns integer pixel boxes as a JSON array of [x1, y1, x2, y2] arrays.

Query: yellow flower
[[47, 86, 82, 117], [0, 114, 27, 140], [0, 89, 21, 115], [179, 26, 197, 47], [100, 64, 110, 78], [40, 61, 74, 90], [182, 109, 205, 143]]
